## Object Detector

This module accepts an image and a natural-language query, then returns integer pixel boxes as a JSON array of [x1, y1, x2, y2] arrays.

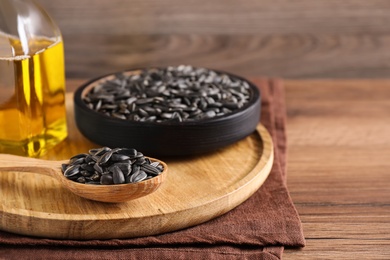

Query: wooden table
[[64, 79, 390, 259], [284, 80, 390, 259]]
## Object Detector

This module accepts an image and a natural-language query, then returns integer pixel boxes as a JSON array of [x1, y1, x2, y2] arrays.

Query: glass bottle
[[0, 0, 67, 157]]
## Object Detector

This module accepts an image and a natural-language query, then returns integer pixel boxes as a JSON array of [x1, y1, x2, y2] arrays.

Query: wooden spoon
[[0, 154, 167, 203]]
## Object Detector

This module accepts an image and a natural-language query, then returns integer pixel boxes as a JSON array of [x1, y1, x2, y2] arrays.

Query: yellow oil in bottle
[[0, 36, 67, 157]]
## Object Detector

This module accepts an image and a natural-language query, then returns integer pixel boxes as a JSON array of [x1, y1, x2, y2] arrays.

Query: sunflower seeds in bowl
[[74, 65, 261, 157]]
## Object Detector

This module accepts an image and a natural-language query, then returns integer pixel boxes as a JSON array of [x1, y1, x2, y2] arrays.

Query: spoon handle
[[0, 154, 62, 179]]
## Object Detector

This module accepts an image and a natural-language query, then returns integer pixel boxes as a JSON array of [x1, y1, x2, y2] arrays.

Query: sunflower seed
[[97, 150, 113, 165], [100, 174, 114, 185], [64, 165, 80, 178], [93, 163, 104, 174], [112, 166, 125, 184], [141, 164, 161, 176], [81, 163, 95, 172], [111, 154, 131, 162], [129, 170, 147, 183]]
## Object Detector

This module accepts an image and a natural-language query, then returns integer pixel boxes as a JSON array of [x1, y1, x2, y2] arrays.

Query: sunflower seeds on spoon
[[61, 147, 164, 185]]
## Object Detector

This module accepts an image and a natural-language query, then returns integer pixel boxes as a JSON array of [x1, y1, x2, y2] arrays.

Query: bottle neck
[[0, 0, 61, 57]]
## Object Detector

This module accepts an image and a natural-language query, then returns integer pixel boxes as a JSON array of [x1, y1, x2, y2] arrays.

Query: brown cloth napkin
[[0, 79, 305, 260]]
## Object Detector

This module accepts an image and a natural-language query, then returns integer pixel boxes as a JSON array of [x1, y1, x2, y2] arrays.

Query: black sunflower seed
[[63, 165, 80, 178], [129, 170, 147, 183], [141, 164, 161, 176], [112, 166, 125, 184]]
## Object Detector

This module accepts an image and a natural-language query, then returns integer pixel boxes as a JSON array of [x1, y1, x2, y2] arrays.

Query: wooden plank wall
[[39, 0, 390, 79]]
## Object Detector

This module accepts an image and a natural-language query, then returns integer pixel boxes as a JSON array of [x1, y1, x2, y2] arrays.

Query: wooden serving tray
[[0, 94, 273, 240]]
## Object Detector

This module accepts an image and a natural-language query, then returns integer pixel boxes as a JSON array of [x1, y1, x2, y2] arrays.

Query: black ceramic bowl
[[74, 67, 261, 157]]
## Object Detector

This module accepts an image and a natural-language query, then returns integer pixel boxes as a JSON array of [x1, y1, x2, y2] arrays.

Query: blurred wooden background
[[39, 0, 390, 80]]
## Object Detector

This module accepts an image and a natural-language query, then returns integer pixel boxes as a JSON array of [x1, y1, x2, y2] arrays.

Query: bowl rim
[[74, 67, 261, 127]]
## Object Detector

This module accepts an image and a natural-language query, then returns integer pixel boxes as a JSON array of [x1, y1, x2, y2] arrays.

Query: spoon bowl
[[0, 154, 167, 203]]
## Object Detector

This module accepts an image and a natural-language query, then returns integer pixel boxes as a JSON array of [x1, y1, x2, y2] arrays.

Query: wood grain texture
[[283, 80, 390, 259], [0, 94, 273, 239], [35, 0, 390, 79], [38, 0, 390, 35]]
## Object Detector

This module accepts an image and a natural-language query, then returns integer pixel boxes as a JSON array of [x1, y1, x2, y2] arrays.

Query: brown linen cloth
[[0, 79, 305, 260]]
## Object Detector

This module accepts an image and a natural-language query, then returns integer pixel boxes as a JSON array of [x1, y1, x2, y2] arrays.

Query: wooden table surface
[[64, 79, 390, 259], [283, 80, 390, 259], [40, 0, 390, 79]]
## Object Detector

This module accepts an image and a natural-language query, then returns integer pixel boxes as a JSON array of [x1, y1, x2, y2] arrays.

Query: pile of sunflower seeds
[[83, 65, 252, 122], [61, 147, 164, 185]]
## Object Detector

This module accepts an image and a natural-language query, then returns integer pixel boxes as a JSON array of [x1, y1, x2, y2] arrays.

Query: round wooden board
[[0, 125, 272, 240], [0, 96, 273, 240]]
